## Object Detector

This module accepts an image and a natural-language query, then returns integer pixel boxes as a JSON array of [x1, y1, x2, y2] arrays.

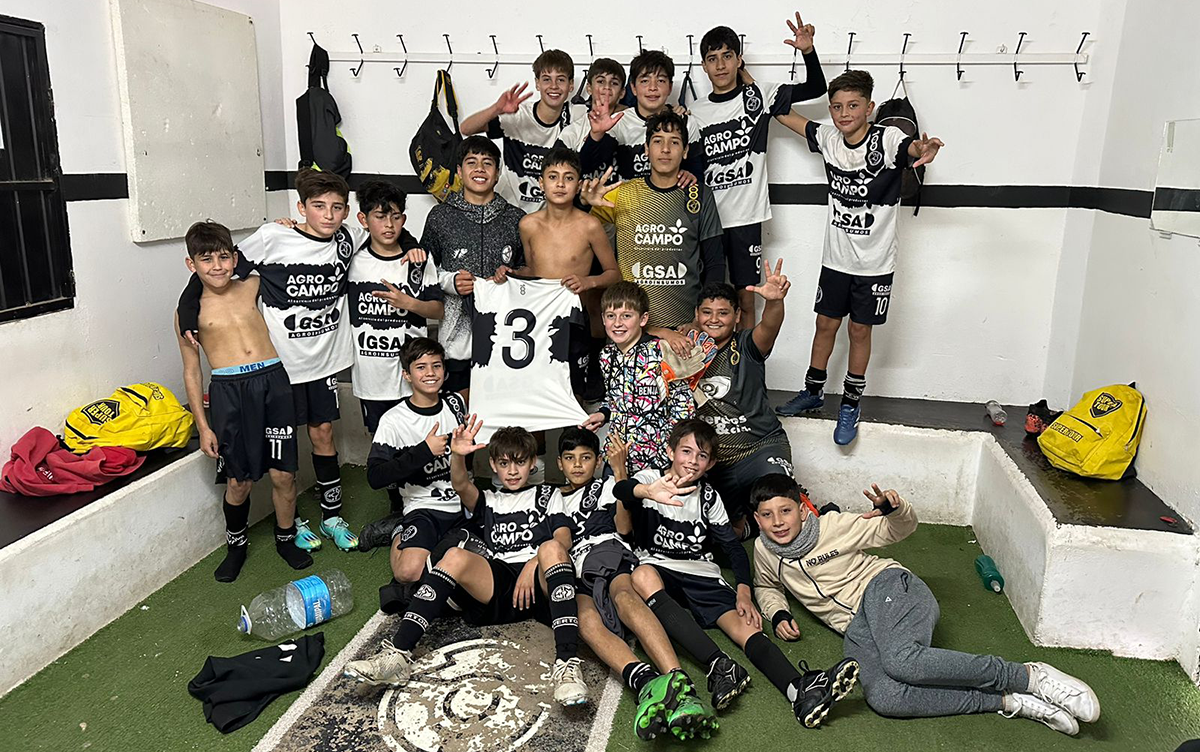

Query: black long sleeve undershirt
[[365, 441, 435, 490]]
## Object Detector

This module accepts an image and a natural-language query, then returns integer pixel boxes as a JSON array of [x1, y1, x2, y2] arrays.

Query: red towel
[[1, 427, 145, 496]]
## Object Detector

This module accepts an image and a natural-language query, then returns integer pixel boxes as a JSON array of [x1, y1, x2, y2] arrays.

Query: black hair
[[558, 426, 600, 455], [541, 145, 582, 178], [185, 221, 234, 258], [489, 426, 538, 463], [356, 179, 407, 216], [400, 337, 445, 372], [748, 473, 803, 511], [588, 57, 627, 89], [698, 281, 739, 309], [645, 110, 688, 145], [629, 50, 674, 83], [828, 70, 874, 100], [457, 135, 502, 168], [700, 26, 741, 57], [668, 418, 718, 460], [295, 167, 350, 204]]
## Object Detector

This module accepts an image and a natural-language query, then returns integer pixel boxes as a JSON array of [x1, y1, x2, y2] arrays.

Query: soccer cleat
[[776, 389, 825, 416], [666, 673, 719, 740], [706, 653, 751, 710], [634, 674, 674, 740], [1026, 662, 1100, 723], [293, 519, 322, 551], [825, 657, 860, 701], [320, 516, 359, 551], [793, 660, 836, 728], [833, 403, 862, 445], [1000, 692, 1079, 736], [551, 657, 589, 706], [358, 512, 406, 554], [343, 639, 412, 687]]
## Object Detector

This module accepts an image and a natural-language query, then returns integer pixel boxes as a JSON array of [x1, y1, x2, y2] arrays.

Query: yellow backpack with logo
[[1037, 384, 1146, 480], [64, 383, 194, 453]]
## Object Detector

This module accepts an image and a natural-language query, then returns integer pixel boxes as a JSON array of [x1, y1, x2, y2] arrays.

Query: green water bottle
[[975, 555, 1004, 593]]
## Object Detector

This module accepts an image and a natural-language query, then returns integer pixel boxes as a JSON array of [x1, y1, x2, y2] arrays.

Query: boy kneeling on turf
[[345, 422, 588, 706], [616, 420, 858, 728], [750, 474, 1100, 736]]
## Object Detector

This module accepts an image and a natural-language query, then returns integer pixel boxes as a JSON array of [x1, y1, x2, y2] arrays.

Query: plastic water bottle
[[236, 570, 354, 641], [985, 401, 1008, 426], [974, 555, 1005, 593]]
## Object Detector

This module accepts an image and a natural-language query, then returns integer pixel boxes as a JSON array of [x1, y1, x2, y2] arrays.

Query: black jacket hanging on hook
[[410, 69, 463, 202], [295, 43, 353, 179], [874, 83, 924, 216]]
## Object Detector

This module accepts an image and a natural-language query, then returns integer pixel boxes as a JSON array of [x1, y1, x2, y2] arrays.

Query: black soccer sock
[[392, 566, 457, 651], [842, 372, 867, 408], [744, 631, 803, 699], [804, 367, 828, 396], [312, 453, 342, 520], [214, 495, 250, 583], [622, 661, 660, 694], [646, 590, 723, 667], [275, 524, 313, 570], [386, 486, 404, 514], [544, 562, 580, 661]]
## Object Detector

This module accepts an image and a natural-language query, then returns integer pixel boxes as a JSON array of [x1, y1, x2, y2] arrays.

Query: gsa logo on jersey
[[630, 261, 688, 286], [358, 331, 404, 356], [707, 159, 754, 188], [264, 426, 295, 440], [832, 209, 875, 235], [284, 307, 340, 338]]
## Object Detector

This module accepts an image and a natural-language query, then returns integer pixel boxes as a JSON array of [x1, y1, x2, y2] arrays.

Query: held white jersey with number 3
[[470, 277, 589, 442]]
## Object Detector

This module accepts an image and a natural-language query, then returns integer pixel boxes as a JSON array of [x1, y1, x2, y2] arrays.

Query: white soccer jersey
[[628, 467, 731, 580], [367, 394, 467, 515], [806, 122, 913, 276], [596, 107, 702, 180], [489, 101, 588, 213], [347, 246, 442, 400], [236, 223, 364, 384], [551, 477, 625, 577], [691, 81, 805, 227], [558, 115, 616, 181], [477, 484, 564, 564], [470, 277, 589, 442]]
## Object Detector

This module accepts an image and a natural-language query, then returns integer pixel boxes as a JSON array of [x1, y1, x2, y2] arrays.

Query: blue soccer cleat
[[776, 389, 825, 417], [833, 403, 861, 445]]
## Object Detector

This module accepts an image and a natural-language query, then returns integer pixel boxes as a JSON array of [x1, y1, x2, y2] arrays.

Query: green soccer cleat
[[320, 516, 359, 551], [634, 674, 674, 741], [666, 672, 719, 741], [293, 519, 322, 552]]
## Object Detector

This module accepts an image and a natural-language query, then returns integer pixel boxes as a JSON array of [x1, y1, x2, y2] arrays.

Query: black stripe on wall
[[1153, 187, 1200, 213], [60, 173, 128, 201]]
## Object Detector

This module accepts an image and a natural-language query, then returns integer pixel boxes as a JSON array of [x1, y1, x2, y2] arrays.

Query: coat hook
[[350, 32, 364, 77], [789, 47, 798, 81], [1074, 31, 1090, 82], [537, 34, 545, 53], [587, 33, 594, 59], [898, 32, 911, 81], [487, 35, 500, 78], [307, 31, 317, 46], [686, 34, 694, 77], [845, 31, 856, 72], [444, 33, 453, 72], [1013, 31, 1027, 82], [956, 31, 968, 80], [394, 34, 408, 77], [636, 34, 643, 53]]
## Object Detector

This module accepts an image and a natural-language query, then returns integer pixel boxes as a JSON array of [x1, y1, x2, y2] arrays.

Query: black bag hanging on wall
[[295, 43, 352, 179], [874, 81, 924, 215], [409, 69, 463, 202]]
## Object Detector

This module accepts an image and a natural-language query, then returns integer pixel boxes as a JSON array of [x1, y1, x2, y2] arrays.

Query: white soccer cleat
[[1026, 662, 1100, 723], [1000, 692, 1079, 736], [343, 639, 412, 687], [551, 657, 589, 706]]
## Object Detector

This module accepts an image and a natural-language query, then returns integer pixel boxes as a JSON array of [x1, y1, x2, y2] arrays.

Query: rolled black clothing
[[709, 521, 753, 586], [366, 441, 435, 490]]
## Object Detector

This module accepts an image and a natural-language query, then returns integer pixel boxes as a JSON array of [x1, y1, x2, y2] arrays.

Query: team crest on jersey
[[536, 484, 556, 511], [402, 525, 419, 542], [408, 261, 425, 288], [82, 399, 120, 426], [580, 480, 603, 512], [1090, 392, 1123, 418], [743, 85, 763, 116], [865, 130, 885, 172], [335, 227, 355, 261], [697, 375, 732, 401]]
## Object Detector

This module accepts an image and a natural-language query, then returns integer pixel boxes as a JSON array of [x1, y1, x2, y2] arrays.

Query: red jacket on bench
[[1, 427, 145, 497]]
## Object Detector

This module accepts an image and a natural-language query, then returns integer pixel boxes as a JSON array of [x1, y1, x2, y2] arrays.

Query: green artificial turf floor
[[1, 467, 1198, 752]]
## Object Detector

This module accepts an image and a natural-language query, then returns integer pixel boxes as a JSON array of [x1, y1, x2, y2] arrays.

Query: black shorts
[[293, 375, 341, 425], [443, 358, 471, 394], [392, 508, 465, 552], [209, 363, 298, 483], [814, 266, 894, 326], [707, 440, 795, 522], [360, 398, 401, 434], [723, 223, 763, 289], [645, 564, 737, 629], [457, 558, 553, 628]]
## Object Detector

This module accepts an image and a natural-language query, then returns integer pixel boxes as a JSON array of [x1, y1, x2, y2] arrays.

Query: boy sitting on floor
[[750, 473, 1100, 736]]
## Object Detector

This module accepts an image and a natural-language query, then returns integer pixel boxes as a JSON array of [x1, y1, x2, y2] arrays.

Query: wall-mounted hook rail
[[394, 34, 408, 77], [1013, 31, 1027, 81], [845, 31, 856, 72], [487, 35, 500, 78], [899, 32, 911, 80], [350, 33, 364, 77], [956, 31, 968, 80], [444, 33, 453, 71], [536, 34, 544, 53], [1073, 31, 1090, 81]]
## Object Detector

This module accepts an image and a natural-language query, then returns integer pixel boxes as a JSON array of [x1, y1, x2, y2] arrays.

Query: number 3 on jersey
[[502, 308, 536, 369]]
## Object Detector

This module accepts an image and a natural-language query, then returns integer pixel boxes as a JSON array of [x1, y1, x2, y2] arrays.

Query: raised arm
[[449, 415, 487, 512], [781, 12, 827, 103], [750, 258, 791, 354], [460, 82, 532, 136], [907, 132, 944, 167]]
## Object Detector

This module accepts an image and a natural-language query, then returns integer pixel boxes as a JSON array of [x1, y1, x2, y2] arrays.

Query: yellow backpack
[[64, 383, 194, 453], [1037, 384, 1146, 480]]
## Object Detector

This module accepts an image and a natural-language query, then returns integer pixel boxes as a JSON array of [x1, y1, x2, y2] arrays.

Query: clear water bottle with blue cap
[[237, 570, 353, 641]]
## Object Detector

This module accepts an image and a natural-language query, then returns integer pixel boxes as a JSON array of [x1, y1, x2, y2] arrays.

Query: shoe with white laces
[[551, 657, 588, 706], [293, 519, 322, 551], [343, 639, 412, 687], [320, 515, 359, 551], [1000, 692, 1079, 736], [1026, 662, 1100, 723]]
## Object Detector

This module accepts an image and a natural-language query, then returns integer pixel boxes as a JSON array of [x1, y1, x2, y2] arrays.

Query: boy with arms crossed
[[691, 16, 826, 327], [750, 474, 1100, 735], [773, 70, 944, 445], [617, 420, 859, 728], [175, 222, 313, 582]]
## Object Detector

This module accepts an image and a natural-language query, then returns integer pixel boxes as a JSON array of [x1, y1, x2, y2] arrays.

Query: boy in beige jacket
[[749, 474, 1100, 737]]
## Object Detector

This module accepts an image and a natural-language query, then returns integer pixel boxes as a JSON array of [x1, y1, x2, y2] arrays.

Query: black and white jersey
[[806, 122, 914, 276], [476, 483, 565, 564], [347, 245, 442, 401], [366, 393, 467, 515], [623, 468, 732, 580], [488, 101, 588, 213], [583, 106, 702, 181], [696, 328, 788, 466], [236, 223, 363, 384], [558, 115, 618, 181], [691, 81, 800, 228], [551, 477, 626, 575], [470, 277, 589, 442]]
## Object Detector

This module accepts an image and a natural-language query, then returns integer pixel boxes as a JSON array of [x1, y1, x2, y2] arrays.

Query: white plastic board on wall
[[110, 0, 267, 242]]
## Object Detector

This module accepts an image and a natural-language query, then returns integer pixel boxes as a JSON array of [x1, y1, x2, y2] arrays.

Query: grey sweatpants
[[843, 568, 1029, 718]]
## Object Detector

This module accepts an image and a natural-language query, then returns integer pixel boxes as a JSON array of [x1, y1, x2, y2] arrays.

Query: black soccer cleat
[[706, 653, 751, 710], [358, 512, 406, 553]]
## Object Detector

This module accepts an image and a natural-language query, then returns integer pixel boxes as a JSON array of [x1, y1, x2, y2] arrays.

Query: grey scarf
[[760, 516, 821, 560]]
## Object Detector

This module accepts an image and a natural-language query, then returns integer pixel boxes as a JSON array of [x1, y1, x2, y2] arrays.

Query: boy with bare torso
[[175, 221, 313, 582]]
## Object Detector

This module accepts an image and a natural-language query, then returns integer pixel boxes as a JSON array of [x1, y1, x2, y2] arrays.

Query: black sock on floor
[[275, 524, 314, 570], [805, 366, 828, 396], [386, 486, 404, 515], [622, 661, 660, 694], [544, 562, 580, 662], [214, 496, 250, 583], [312, 453, 342, 520], [841, 372, 866, 408], [392, 567, 457, 650], [744, 631, 803, 699], [646, 590, 723, 666]]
